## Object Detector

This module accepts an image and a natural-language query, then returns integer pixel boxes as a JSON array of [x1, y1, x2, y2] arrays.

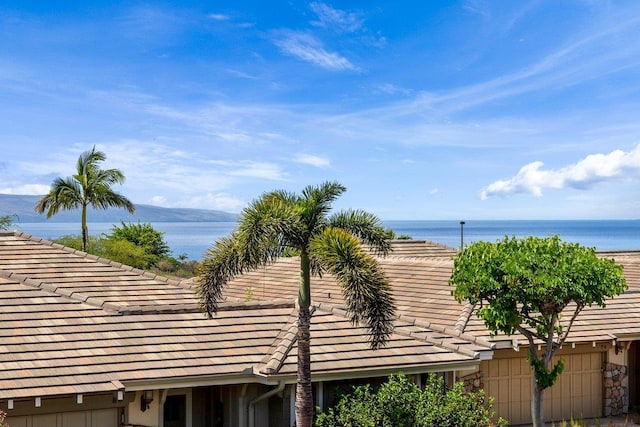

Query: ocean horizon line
[[12, 219, 640, 261]]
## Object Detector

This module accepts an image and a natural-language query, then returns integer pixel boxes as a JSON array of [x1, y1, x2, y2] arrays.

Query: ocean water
[[12, 219, 640, 261]]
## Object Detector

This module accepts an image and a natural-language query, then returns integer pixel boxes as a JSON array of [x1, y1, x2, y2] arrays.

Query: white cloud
[[480, 145, 640, 199], [0, 183, 50, 195], [293, 154, 330, 168], [150, 195, 168, 206], [229, 161, 288, 180], [170, 192, 246, 212], [309, 2, 363, 33], [208, 13, 230, 21], [272, 31, 358, 71]]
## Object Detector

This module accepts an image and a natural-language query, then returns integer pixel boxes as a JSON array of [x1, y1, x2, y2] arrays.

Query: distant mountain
[[0, 194, 239, 223]]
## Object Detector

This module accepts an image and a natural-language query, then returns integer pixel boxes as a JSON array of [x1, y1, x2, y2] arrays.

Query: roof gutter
[[255, 359, 486, 385], [248, 381, 286, 427]]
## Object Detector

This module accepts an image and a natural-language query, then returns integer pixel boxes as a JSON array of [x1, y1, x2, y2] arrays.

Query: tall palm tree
[[35, 146, 135, 252], [197, 181, 396, 427]]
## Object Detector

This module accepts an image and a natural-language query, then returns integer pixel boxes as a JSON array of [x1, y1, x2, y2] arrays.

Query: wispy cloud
[[208, 13, 230, 21], [415, 10, 640, 114], [228, 161, 288, 180], [293, 154, 330, 168], [480, 145, 640, 199], [272, 30, 358, 71], [309, 2, 363, 33], [117, 5, 189, 43], [169, 192, 246, 212]]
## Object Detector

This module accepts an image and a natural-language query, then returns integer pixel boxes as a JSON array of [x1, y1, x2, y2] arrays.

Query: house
[[213, 240, 640, 425], [0, 231, 493, 427], [1, 231, 638, 426]]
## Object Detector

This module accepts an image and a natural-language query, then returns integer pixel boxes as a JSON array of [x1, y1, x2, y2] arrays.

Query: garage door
[[481, 352, 603, 425]]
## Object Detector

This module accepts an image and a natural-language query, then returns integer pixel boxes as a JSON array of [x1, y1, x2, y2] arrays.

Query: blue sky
[[2, 1, 640, 220]]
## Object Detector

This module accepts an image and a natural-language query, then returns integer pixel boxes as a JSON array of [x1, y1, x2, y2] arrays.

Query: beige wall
[[128, 390, 160, 427]]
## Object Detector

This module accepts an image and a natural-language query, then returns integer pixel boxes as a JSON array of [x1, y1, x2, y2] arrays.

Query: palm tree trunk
[[296, 251, 313, 427], [81, 203, 88, 252]]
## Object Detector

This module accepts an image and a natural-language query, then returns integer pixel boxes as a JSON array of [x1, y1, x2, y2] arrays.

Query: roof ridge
[[405, 314, 494, 348], [395, 314, 494, 359], [454, 302, 475, 333], [11, 231, 187, 287], [0, 268, 121, 312], [390, 239, 457, 250], [315, 303, 494, 358], [259, 304, 303, 374], [119, 299, 295, 315], [379, 256, 454, 264], [314, 301, 349, 318]]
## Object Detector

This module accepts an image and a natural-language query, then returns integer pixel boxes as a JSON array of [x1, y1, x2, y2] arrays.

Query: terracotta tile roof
[[381, 239, 457, 260], [261, 305, 492, 379], [224, 257, 463, 329], [0, 232, 490, 400], [223, 242, 640, 348]]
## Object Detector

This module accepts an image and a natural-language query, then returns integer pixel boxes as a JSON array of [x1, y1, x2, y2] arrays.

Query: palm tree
[[35, 146, 135, 252], [197, 181, 395, 427]]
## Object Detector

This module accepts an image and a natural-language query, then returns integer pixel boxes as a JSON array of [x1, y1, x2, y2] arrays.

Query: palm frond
[[77, 146, 106, 176], [329, 209, 392, 256], [198, 191, 302, 316], [197, 235, 243, 316], [309, 227, 395, 349], [91, 168, 126, 187], [238, 193, 302, 251], [299, 181, 346, 234], [34, 177, 83, 217]]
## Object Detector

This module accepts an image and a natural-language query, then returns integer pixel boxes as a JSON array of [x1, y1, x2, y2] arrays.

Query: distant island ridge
[[0, 194, 239, 223]]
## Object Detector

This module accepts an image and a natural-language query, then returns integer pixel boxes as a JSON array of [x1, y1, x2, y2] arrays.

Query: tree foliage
[[315, 373, 506, 427], [197, 181, 395, 427], [450, 235, 627, 426], [34, 146, 135, 251], [52, 222, 198, 276], [107, 221, 171, 260], [0, 214, 16, 230]]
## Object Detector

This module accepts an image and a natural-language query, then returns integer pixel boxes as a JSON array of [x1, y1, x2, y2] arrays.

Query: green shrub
[[315, 373, 506, 427]]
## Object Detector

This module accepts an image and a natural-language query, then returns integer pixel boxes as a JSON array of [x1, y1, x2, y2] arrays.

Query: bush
[[107, 221, 171, 260], [315, 373, 506, 427], [0, 214, 16, 230], [52, 232, 200, 277]]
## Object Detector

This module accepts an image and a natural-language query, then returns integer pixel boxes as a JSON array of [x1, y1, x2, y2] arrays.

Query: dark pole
[[459, 221, 465, 250]]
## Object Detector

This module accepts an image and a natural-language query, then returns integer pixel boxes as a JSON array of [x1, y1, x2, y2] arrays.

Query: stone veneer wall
[[460, 371, 483, 393], [603, 361, 628, 416]]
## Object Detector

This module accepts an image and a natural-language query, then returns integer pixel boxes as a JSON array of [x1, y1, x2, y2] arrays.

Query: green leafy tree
[[34, 146, 135, 252], [315, 372, 505, 427], [52, 230, 198, 276], [53, 234, 104, 253], [51, 234, 150, 269], [106, 221, 170, 263], [0, 214, 17, 230], [197, 181, 395, 427], [450, 235, 627, 427], [101, 238, 153, 269]]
